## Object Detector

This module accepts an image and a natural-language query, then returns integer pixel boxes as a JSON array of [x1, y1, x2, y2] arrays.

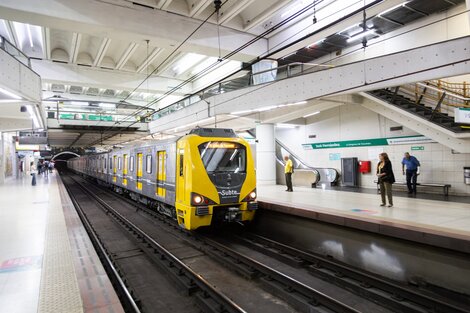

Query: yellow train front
[[68, 127, 257, 230], [175, 128, 257, 229]]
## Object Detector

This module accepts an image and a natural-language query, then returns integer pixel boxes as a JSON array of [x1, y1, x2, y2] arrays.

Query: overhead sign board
[[18, 131, 47, 144], [302, 135, 434, 150], [455, 107, 470, 124]]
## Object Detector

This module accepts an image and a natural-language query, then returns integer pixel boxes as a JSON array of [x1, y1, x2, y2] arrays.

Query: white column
[[256, 123, 276, 185], [0, 132, 5, 184]]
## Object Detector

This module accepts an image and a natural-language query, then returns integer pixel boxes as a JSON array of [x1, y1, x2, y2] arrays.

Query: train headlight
[[243, 189, 257, 202], [193, 195, 204, 205]]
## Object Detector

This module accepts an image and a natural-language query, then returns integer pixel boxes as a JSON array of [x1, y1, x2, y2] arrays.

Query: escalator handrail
[[276, 139, 340, 183]]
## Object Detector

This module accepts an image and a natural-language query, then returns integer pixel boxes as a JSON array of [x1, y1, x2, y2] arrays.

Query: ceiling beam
[[42, 27, 51, 59], [189, 0, 213, 17], [136, 47, 163, 73], [69, 32, 81, 63], [158, 0, 174, 10], [6, 20, 19, 47], [116, 42, 139, 70], [219, 0, 255, 25], [243, 0, 293, 31], [154, 51, 181, 76], [93, 37, 111, 67]]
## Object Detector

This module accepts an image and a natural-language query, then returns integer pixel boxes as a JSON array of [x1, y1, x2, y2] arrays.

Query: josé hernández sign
[[302, 135, 434, 150]]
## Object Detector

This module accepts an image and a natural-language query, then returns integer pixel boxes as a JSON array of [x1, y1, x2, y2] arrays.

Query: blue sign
[[329, 153, 341, 161]]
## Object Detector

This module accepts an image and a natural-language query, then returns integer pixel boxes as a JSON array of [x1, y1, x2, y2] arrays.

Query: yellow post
[[136, 153, 143, 190]]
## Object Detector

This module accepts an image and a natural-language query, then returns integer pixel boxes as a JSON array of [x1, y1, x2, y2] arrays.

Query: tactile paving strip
[[38, 176, 83, 313]]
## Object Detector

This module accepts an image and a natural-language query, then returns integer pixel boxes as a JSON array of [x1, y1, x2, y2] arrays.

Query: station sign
[[302, 135, 434, 150], [454, 107, 470, 124], [18, 131, 47, 144]]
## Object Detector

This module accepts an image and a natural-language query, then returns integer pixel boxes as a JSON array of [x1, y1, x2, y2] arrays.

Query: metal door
[[156, 150, 166, 197]]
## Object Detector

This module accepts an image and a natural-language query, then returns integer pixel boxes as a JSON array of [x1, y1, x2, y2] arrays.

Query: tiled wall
[[275, 104, 470, 195]]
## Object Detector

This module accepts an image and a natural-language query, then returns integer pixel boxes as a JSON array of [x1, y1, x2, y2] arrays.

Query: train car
[[68, 128, 257, 230]]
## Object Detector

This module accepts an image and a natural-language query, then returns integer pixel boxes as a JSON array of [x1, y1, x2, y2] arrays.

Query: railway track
[[64, 172, 377, 313], [63, 174, 247, 313], [70, 173, 470, 313]]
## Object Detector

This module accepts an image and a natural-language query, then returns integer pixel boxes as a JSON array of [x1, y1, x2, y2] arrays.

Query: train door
[[136, 153, 143, 190], [113, 155, 117, 183], [156, 150, 166, 197], [176, 145, 185, 203], [123, 154, 128, 186]]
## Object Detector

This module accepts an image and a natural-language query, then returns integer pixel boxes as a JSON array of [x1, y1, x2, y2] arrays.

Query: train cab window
[[146, 155, 152, 173], [130, 156, 134, 172], [118, 157, 122, 170], [198, 142, 246, 173]]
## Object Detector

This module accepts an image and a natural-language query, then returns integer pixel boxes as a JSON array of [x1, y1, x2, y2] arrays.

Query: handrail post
[[430, 92, 446, 121]]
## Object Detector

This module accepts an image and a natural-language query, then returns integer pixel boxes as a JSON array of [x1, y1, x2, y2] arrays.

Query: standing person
[[284, 156, 294, 192], [30, 162, 37, 186], [376, 152, 395, 207], [43, 160, 49, 178], [402, 152, 420, 194]]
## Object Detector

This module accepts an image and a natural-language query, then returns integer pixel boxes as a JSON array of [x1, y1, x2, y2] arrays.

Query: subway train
[[68, 128, 257, 230]]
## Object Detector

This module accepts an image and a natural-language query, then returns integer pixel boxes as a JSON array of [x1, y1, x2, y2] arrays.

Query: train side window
[[104, 158, 106, 170], [146, 155, 152, 174], [179, 154, 184, 176], [130, 156, 134, 172], [109, 157, 112, 169], [118, 157, 122, 170]]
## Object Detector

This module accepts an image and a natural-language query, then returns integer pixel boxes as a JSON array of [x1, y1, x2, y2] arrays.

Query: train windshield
[[198, 141, 246, 173]]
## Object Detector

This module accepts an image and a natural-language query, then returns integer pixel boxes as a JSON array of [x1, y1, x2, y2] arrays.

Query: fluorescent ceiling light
[[26, 24, 33, 48], [378, 1, 410, 17], [70, 101, 89, 106], [276, 123, 298, 129], [303, 111, 320, 118], [99, 102, 116, 109], [173, 53, 206, 75], [346, 29, 376, 43], [26, 105, 40, 129], [191, 57, 218, 75], [287, 101, 307, 106], [231, 109, 254, 115], [306, 39, 324, 49], [0, 99, 22, 103], [0, 87, 21, 99]]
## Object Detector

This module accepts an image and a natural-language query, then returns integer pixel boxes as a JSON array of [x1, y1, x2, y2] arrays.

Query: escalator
[[275, 139, 340, 188]]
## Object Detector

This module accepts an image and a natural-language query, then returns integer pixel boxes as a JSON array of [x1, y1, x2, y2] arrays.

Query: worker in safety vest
[[284, 156, 293, 192]]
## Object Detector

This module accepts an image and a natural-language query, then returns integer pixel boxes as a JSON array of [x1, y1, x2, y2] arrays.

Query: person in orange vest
[[284, 156, 293, 192]]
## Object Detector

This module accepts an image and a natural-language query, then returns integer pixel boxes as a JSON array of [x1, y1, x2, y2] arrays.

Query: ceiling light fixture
[[26, 24, 33, 48], [306, 39, 324, 49], [0, 87, 21, 99], [303, 111, 320, 118], [26, 105, 40, 129], [378, 1, 410, 17], [276, 123, 298, 129], [346, 29, 376, 43]]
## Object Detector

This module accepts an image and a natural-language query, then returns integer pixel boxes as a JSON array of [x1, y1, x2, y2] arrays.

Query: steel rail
[[62, 176, 142, 313], [237, 232, 470, 313], [68, 175, 247, 313]]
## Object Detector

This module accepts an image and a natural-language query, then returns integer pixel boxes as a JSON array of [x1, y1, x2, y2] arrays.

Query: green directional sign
[[302, 135, 433, 150], [411, 146, 424, 150]]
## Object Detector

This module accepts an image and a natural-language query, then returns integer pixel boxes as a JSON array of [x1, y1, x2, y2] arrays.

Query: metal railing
[[0, 35, 31, 68], [397, 80, 470, 117], [152, 62, 333, 120]]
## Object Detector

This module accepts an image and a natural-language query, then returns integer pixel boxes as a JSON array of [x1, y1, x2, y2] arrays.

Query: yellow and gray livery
[[68, 128, 257, 230]]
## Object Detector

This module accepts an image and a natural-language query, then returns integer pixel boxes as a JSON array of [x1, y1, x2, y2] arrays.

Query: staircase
[[367, 88, 470, 133]]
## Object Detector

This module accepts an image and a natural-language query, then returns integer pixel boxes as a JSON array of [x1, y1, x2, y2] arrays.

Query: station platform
[[0, 173, 124, 313], [258, 185, 470, 253]]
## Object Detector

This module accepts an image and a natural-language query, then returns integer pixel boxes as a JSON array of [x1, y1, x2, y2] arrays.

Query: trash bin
[[465, 167, 470, 185]]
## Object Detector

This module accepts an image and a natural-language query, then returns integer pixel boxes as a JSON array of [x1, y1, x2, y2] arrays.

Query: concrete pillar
[[0, 132, 5, 184], [256, 123, 276, 185]]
